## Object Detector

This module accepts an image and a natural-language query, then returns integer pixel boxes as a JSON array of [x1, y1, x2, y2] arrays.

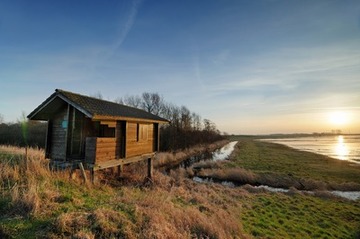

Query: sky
[[0, 0, 359, 134]]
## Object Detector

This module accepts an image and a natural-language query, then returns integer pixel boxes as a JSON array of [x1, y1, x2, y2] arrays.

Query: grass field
[[229, 137, 360, 184], [1, 142, 360, 238], [198, 137, 360, 191]]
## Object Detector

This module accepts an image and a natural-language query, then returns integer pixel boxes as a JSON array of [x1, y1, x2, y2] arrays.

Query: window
[[99, 124, 115, 138]]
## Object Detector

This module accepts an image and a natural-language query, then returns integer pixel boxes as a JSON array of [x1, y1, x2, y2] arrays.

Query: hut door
[[68, 108, 84, 158]]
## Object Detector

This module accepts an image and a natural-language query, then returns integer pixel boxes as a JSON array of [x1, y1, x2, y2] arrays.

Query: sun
[[328, 111, 350, 125]]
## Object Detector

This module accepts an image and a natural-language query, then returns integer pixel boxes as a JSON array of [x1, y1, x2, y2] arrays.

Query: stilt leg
[[90, 168, 95, 184], [117, 165, 123, 177], [147, 157, 153, 179]]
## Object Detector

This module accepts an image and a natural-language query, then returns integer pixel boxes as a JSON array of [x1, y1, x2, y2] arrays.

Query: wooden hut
[[27, 89, 169, 181]]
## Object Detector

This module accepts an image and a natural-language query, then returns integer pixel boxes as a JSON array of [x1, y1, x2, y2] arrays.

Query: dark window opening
[[99, 124, 115, 138]]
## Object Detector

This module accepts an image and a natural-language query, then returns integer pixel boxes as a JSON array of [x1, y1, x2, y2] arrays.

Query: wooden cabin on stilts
[[27, 89, 169, 183]]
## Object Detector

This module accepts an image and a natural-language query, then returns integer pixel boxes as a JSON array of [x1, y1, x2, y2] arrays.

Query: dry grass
[[54, 209, 137, 238], [0, 145, 250, 238], [0, 145, 80, 219], [2, 143, 358, 238], [192, 160, 222, 170], [154, 140, 229, 168], [120, 173, 246, 239], [198, 168, 257, 185]]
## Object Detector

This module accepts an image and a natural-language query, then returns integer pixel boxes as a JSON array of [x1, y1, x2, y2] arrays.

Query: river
[[260, 135, 360, 164]]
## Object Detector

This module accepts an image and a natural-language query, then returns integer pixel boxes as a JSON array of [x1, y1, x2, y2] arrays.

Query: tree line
[[0, 93, 224, 151], [116, 92, 224, 150], [0, 115, 47, 148]]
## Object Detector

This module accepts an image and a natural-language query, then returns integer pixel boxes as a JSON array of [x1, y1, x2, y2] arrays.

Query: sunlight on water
[[334, 136, 349, 160], [261, 135, 360, 164]]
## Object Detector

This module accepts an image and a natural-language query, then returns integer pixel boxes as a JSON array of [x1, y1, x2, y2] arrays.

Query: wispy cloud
[[109, 0, 143, 55]]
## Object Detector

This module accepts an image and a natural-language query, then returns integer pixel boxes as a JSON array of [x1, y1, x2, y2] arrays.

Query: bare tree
[[160, 102, 174, 121], [114, 91, 224, 151], [180, 106, 192, 130], [203, 119, 216, 132], [116, 95, 142, 108], [191, 112, 202, 130], [141, 92, 163, 116]]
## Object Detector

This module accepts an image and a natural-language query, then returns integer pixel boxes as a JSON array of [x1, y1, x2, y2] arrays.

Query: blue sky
[[1, 0, 359, 134]]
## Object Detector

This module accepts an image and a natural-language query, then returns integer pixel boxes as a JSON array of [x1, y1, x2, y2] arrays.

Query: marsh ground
[[0, 141, 359, 238]]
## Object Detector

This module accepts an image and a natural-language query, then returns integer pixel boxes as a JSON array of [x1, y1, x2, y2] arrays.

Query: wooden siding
[[85, 137, 117, 164], [85, 137, 96, 165], [126, 122, 154, 158], [95, 137, 117, 162], [50, 105, 68, 161]]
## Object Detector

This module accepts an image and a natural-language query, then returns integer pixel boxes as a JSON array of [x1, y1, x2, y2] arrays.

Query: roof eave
[[57, 94, 93, 118], [92, 114, 169, 124], [27, 92, 57, 120]]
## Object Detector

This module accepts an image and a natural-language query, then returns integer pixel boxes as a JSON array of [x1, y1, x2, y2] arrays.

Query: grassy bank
[[197, 138, 360, 190], [1, 144, 360, 238]]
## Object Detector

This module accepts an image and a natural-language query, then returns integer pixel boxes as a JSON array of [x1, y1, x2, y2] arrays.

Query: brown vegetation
[[0, 145, 248, 238], [2, 143, 360, 238], [154, 140, 229, 168]]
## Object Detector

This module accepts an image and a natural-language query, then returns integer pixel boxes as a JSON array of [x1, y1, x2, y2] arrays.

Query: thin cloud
[[110, 0, 142, 54]]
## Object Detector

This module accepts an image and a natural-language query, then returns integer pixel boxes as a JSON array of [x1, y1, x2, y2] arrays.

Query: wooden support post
[[78, 162, 87, 183], [117, 165, 123, 177], [147, 157, 153, 179], [90, 168, 95, 184]]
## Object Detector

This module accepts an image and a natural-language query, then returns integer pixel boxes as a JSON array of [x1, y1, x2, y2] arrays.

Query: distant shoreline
[[231, 133, 360, 139]]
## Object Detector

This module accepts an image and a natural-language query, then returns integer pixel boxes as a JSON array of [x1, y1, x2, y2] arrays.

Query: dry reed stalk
[[198, 167, 257, 185], [154, 140, 229, 168], [56, 212, 91, 234], [192, 160, 222, 169], [91, 208, 137, 239], [10, 178, 40, 216], [0, 145, 75, 218]]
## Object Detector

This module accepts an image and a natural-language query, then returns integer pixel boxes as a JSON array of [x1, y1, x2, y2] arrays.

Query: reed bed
[[154, 140, 229, 168], [1, 143, 359, 238], [0, 145, 247, 238]]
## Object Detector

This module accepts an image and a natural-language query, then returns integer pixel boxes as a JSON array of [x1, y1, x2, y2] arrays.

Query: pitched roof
[[28, 89, 169, 123]]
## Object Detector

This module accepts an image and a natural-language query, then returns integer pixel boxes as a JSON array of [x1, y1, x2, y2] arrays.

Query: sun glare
[[328, 111, 350, 125]]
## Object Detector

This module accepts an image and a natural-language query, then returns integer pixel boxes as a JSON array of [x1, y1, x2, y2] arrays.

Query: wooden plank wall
[[85, 121, 157, 165], [50, 105, 68, 161], [126, 122, 154, 158], [95, 137, 117, 162], [85, 137, 96, 164]]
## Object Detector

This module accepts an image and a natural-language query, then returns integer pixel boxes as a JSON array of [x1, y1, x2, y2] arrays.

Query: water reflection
[[334, 136, 349, 160], [261, 135, 360, 163]]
